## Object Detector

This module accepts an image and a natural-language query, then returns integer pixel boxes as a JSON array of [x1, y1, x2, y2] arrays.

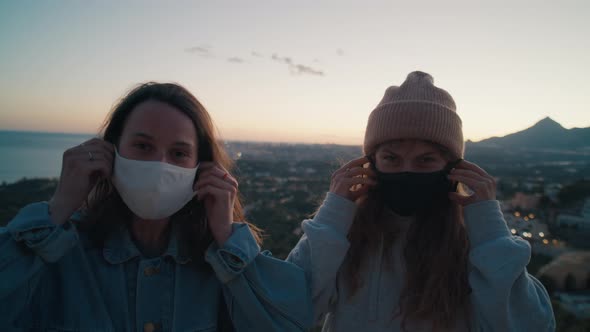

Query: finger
[[196, 185, 232, 201], [199, 161, 229, 173], [340, 177, 378, 186], [198, 169, 238, 188], [69, 151, 112, 166], [335, 167, 376, 179], [79, 138, 112, 151], [350, 183, 374, 199], [448, 192, 474, 205], [199, 163, 233, 179], [337, 156, 370, 173], [94, 142, 116, 157], [82, 158, 113, 179], [196, 173, 238, 190], [350, 182, 372, 193], [449, 169, 484, 180], [448, 174, 491, 191], [72, 141, 114, 160], [82, 150, 111, 160], [199, 166, 231, 178], [82, 139, 116, 156], [195, 177, 237, 193], [454, 160, 489, 177]]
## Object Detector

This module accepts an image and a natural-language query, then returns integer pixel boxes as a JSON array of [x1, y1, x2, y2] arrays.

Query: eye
[[134, 142, 152, 151], [383, 154, 397, 162], [173, 150, 189, 159], [420, 156, 436, 163]]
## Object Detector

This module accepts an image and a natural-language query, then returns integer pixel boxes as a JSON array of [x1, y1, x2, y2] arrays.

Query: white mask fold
[[112, 150, 198, 220]]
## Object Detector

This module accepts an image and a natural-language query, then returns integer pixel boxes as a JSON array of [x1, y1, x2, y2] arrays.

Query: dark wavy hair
[[343, 141, 471, 331], [80, 82, 262, 258]]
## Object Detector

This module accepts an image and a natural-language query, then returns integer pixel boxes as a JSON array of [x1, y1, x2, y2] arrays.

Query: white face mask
[[112, 150, 199, 220]]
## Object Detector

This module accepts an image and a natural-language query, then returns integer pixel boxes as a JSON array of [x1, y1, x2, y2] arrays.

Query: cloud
[[184, 46, 324, 76], [291, 64, 324, 76], [271, 54, 293, 65], [185, 46, 216, 59], [271, 53, 324, 76], [227, 57, 244, 63], [185, 46, 210, 54]]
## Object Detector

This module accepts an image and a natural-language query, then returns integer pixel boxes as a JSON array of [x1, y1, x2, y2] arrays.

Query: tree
[[558, 179, 590, 207], [539, 275, 556, 294], [564, 273, 577, 292]]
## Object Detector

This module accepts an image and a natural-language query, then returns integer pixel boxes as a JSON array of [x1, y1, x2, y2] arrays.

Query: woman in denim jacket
[[0, 82, 312, 331]]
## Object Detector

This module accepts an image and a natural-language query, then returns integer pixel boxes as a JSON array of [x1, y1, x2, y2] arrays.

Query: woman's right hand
[[49, 138, 115, 225], [329, 156, 376, 203]]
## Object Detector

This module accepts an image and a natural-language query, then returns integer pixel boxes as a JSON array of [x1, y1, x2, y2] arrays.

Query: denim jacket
[[0, 202, 312, 331]]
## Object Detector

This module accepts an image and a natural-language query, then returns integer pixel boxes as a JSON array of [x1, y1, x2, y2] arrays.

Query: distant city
[[1, 117, 589, 327]]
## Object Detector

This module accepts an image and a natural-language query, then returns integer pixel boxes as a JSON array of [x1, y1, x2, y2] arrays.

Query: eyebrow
[[416, 151, 439, 157], [132, 132, 195, 147], [380, 147, 439, 157]]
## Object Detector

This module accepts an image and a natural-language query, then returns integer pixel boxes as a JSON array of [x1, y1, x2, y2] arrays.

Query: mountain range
[[467, 117, 590, 151]]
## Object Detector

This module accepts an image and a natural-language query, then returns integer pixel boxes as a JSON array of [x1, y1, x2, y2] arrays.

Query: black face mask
[[371, 160, 461, 217]]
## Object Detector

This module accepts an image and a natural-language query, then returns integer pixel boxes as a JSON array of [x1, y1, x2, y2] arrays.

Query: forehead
[[376, 139, 442, 155], [123, 100, 197, 142]]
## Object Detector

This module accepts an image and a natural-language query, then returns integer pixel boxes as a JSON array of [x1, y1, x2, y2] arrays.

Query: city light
[[511, 229, 517, 235], [542, 239, 549, 245], [528, 213, 535, 219], [524, 216, 529, 221], [514, 211, 521, 217], [539, 232, 545, 237]]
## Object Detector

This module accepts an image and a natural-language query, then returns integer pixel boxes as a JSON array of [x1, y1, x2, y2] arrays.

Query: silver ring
[[88, 151, 94, 161]]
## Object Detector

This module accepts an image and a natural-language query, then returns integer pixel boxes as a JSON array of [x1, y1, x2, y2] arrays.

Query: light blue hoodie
[[0, 202, 313, 331], [287, 193, 555, 331]]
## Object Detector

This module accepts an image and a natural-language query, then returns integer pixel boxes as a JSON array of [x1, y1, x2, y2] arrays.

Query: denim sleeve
[[464, 200, 556, 331], [205, 223, 313, 331], [0, 202, 79, 316], [286, 192, 357, 323]]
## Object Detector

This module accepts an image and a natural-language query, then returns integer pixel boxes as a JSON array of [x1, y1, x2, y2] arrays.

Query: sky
[[0, 0, 589, 145]]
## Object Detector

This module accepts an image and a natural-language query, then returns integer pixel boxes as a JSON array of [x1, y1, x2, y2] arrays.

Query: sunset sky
[[1, 1, 588, 145]]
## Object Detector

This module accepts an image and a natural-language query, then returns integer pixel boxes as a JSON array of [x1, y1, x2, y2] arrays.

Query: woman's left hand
[[194, 162, 237, 245], [447, 160, 496, 206]]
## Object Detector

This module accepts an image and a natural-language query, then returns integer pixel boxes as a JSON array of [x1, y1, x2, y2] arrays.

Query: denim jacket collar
[[102, 223, 192, 265]]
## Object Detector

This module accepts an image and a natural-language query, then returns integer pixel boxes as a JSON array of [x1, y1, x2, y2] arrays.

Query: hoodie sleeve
[[286, 192, 358, 323], [464, 200, 556, 331]]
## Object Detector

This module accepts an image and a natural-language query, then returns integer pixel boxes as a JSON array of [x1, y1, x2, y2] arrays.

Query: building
[[557, 198, 590, 230], [537, 251, 590, 291], [510, 192, 541, 210]]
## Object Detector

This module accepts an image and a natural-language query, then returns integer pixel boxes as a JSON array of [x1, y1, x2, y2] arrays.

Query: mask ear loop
[[445, 158, 463, 192], [445, 158, 463, 172]]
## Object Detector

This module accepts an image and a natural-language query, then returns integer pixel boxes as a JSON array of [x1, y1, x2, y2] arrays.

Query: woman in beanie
[[288, 71, 554, 331]]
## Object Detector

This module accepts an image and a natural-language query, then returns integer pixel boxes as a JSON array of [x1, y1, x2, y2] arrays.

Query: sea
[[0, 131, 95, 183]]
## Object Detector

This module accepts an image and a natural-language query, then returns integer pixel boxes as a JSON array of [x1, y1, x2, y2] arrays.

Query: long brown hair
[[81, 82, 262, 259], [343, 142, 471, 331]]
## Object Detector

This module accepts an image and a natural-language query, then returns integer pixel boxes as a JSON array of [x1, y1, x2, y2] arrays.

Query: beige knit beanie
[[363, 71, 464, 158]]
